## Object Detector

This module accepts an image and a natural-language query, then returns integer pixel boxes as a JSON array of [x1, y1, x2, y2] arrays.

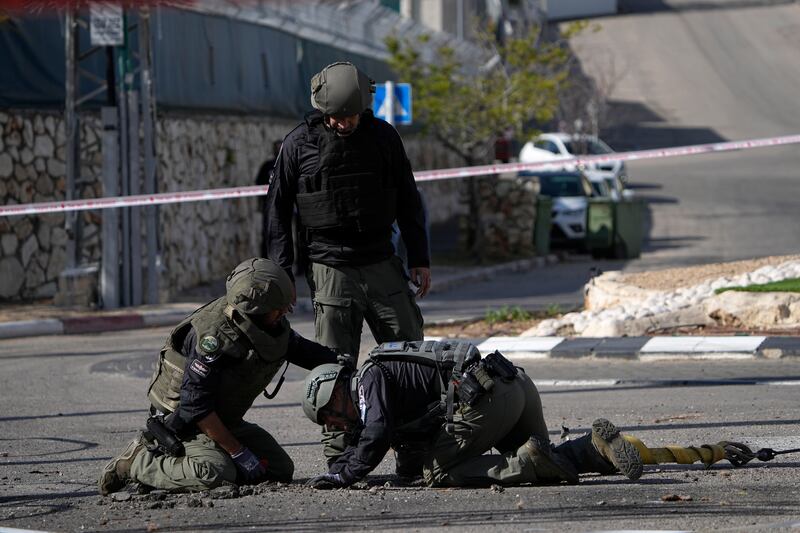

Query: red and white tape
[[2, 133, 799, 217]]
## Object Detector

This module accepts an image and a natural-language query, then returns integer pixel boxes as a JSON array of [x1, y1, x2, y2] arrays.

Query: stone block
[[23, 119, 33, 148], [44, 115, 55, 136], [0, 257, 24, 298], [37, 224, 51, 250], [34, 135, 54, 158], [46, 246, 67, 280], [1, 233, 18, 255], [25, 259, 45, 289], [34, 115, 44, 134], [53, 264, 98, 307], [0, 153, 12, 178], [47, 157, 66, 177], [21, 234, 38, 266], [14, 218, 33, 240]]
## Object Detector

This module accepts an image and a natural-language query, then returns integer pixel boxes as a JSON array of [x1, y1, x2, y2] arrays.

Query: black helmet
[[310, 61, 375, 117], [225, 257, 292, 315]]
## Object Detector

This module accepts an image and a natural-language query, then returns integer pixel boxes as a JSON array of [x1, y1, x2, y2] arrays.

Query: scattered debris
[[490, 484, 505, 493], [661, 494, 693, 502], [111, 492, 132, 502]]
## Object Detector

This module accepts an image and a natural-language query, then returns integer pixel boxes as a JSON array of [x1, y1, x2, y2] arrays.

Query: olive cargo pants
[[423, 371, 551, 487], [309, 256, 424, 359], [129, 421, 293, 492]]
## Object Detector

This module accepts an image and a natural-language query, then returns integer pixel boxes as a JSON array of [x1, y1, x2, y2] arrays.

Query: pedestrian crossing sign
[[373, 82, 412, 125]]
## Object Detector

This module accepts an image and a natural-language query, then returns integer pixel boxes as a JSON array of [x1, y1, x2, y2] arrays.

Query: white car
[[584, 169, 634, 201], [526, 171, 596, 242], [519, 133, 628, 184]]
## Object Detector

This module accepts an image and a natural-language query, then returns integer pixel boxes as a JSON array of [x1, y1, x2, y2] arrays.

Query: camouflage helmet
[[301, 363, 350, 424], [225, 257, 292, 315], [310, 61, 375, 117]]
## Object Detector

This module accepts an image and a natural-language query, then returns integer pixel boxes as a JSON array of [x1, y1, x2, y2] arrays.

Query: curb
[[423, 335, 800, 359], [0, 255, 559, 341]]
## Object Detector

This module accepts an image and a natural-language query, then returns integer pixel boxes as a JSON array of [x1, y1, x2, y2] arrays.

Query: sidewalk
[[0, 255, 558, 340], [3, 255, 799, 359]]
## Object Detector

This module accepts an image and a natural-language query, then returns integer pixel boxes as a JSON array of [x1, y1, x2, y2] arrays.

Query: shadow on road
[[618, 0, 796, 15]]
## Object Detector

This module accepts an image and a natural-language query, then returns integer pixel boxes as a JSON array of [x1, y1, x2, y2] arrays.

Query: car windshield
[[538, 175, 587, 197], [564, 139, 612, 155]]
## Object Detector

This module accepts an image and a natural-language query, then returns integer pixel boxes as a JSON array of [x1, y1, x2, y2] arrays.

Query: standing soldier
[[263, 61, 430, 360], [98, 258, 337, 495]]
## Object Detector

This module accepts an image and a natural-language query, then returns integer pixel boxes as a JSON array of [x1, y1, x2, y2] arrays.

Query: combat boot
[[554, 419, 644, 480], [518, 435, 579, 485], [591, 418, 642, 480], [98, 433, 147, 496]]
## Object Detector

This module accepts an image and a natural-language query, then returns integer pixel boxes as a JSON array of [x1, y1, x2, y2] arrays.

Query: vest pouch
[[297, 190, 340, 229]]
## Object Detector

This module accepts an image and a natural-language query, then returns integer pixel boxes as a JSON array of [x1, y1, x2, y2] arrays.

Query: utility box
[[586, 199, 614, 252], [534, 195, 553, 256]]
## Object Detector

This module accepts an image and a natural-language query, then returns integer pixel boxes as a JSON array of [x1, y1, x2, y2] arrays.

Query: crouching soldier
[[300, 340, 643, 489], [99, 258, 337, 495]]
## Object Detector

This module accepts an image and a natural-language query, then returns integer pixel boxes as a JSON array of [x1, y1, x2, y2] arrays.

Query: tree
[[385, 21, 586, 166]]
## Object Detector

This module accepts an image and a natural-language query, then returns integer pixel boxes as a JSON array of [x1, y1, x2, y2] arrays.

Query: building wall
[[0, 108, 471, 302]]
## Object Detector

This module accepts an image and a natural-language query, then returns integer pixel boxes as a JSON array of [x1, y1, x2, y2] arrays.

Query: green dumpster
[[586, 199, 614, 254], [613, 198, 646, 259], [585, 198, 646, 259], [534, 195, 553, 256]]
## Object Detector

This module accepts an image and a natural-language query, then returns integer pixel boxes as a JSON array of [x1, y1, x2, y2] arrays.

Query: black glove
[[306, 472, 345, 490], [230, 447, 266, 482]]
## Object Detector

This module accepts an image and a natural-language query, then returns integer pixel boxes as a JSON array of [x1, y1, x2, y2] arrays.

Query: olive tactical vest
[[147, 297, 290, 426], [295, 113, 398, 233]]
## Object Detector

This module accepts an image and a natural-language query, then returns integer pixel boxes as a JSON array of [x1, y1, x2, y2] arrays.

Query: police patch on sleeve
[[199, 335, 219, 354], [358, 384, 367, 423], [189, 359, 211, 378]]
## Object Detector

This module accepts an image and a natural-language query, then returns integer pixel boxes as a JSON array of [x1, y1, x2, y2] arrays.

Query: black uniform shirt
[[327, 360, 442, 484], [264, 110, 430, 281], [177, 325, 337, 426]]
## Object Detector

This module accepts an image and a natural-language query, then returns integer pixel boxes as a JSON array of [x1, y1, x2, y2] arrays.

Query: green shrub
[[485, 305, 533, 324]]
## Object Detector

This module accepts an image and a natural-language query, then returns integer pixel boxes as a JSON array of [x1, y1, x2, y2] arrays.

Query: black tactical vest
[[147, 297, 290, 427], [354, 340, 482, 435], [295, 113, 398, 233]]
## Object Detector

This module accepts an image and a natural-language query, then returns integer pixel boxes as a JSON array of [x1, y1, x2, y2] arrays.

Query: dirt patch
[[619, 254, 800, 291], [426, 316, 548, 338]]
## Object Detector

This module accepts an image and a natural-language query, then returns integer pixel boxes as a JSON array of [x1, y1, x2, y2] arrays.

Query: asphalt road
[[571, 0, 800, 269], [1, 327, 799, 532]]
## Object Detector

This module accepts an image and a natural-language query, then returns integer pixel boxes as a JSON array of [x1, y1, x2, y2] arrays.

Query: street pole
[[385, 80, 395, 127], [140, 8, 159, 305], [100, 107, 120, 309], [65, 10, 79, 270]]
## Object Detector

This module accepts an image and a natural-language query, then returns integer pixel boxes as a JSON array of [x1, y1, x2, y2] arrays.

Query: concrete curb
[[0, 255, 559, 340], [423, 335, 800, 359]]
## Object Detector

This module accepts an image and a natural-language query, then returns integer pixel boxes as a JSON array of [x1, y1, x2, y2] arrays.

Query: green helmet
[[225, 257, 292, 315], [301, 363, 349, 424], [310, 61, 375, 117]]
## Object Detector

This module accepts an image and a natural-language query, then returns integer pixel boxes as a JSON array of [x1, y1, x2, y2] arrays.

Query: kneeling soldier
[[99, 258, 337, 495], [301, 340, 643, 488]]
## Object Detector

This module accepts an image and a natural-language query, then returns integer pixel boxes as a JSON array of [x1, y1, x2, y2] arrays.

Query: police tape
[[2, 133, 800, 217]]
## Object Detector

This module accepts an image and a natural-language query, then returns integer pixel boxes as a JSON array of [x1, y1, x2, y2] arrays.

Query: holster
[[145, 415, 185, 457]]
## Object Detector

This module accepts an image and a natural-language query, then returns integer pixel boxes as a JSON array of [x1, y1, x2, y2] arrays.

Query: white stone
[[0, 153, 12, 178], [0, 257, 24, 297], [1, 233, 18, 255], [34, 135, 54, 158], [581, 319, 624, 337], [20, 234, 38, 267], [33, 115, 44, 134]]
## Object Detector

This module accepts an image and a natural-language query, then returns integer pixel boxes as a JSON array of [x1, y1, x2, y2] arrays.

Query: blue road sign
[[373, 82, 412, 125]]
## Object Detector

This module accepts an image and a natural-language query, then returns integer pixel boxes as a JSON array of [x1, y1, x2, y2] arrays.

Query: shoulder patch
[[199, 335, 219, 354], [189, 359, 211, 379]]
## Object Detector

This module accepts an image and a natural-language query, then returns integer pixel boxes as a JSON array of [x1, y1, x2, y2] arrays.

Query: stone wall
[[0, 108, 475, 302], [461, 174, 539, 261]]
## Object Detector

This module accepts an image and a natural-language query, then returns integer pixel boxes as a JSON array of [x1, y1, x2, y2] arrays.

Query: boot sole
[[592, 418, 643, 480], [98, 457, 124, 496]]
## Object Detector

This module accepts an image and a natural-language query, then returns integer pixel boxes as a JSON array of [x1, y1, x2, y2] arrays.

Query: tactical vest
[[146, 297, 290, 427], [295, 112, 398, 233], [354, 340, 482, 435]]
